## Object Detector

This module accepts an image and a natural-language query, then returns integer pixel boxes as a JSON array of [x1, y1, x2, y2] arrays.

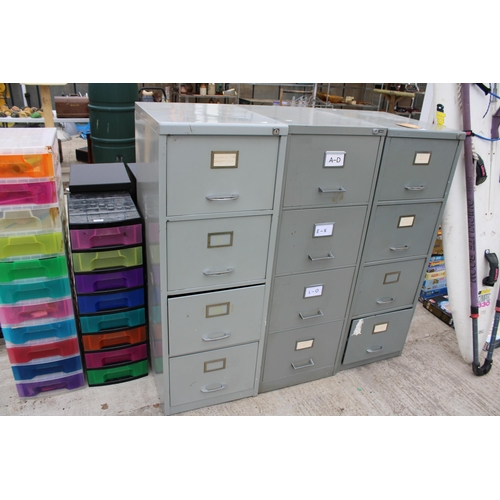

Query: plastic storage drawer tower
[[67, 191, 148, 386], [0, 128, 84, 398]]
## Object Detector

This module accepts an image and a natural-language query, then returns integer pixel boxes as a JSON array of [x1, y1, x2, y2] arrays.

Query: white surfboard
[[421, 83, 500, 364]]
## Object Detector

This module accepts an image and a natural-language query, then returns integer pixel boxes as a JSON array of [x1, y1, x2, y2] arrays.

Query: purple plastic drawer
[[70, 224, 142, 250], [0, 180, 58, 206], [0, 297, 74, 326], [84, 343, 148, 369], [16, 371, 85, 398], [74, 267, 144, 294]]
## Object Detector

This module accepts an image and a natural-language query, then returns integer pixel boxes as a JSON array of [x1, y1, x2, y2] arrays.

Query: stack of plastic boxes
[[68, 190, 148, 386], [0, 128, 84, 398]]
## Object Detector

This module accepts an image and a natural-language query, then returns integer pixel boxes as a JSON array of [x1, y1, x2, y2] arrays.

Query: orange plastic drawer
[[81, 325, 147, 351], [0, 153, 57, 179]]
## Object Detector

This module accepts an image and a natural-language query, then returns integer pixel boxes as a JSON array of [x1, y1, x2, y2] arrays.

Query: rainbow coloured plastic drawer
[[79, 307, 146, 334], [0, 230, 64, 260], [81, 325, 147, 351], [11, 354, 82, 381], [84, 343, 147, 369], [86, 359, 148, 386], [0, 150, 58, 179], [0, 276, 71, 305], [1, 318, 77, 344], [0, 206, 61, 234], [0, 255, 68, 283], [71, 246, 143, 273], [0, 179, 58, 206], [16, 371, 85, 398], [6, 336, 80, 364], [0, 297, 74, 326], [70, 224, 143, 250], [77, 287, 145, 314], [74, 267, 144, 294]]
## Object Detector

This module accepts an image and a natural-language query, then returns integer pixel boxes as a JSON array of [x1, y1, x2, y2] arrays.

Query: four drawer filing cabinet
[[133, 103, 464, 415]]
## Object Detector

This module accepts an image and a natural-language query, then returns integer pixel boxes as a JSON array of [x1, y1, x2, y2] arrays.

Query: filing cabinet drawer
[[167, 215, 271, 292], [262, 321, 343, 383], [169, 342, 258, 407], [166, 135, 279, 216], [363, 202, 442, 262], [275, 205, 367, 275], [168, 285, 265, 356], [376, 137, 459, 201], [283, 134, 381, 207], [352, 259, 427, 316], [269, 267, 355, 333], [342, 308, 414, 365]]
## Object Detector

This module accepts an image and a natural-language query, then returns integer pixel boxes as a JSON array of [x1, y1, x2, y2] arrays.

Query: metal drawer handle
[[318, 186, 346, 194], [404, 184, 426, 191], [203, 268, 234, 276], [308, 252, 334, 261], [389, 245, 409, 251], [291, 359, 315, 370], [376, 297, 395, 304], [206, 194, 239, 201], [202, 332, 231, 342], [200, 383, 227, 393], [367, 346, 384, 353], [299, 310, 324, 320]]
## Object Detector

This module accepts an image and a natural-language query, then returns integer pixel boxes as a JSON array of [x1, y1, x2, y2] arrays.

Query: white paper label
[[373, 322, 388, 334], [296, 339, 314, 350], [414, 152, 431, 165], [324, 151, 346, 167], [398, 216, 415, 228], [352, 319, 364, 336], [313, 223, 334, 237], [304, 284, 324, 298], [212, 152, 238, 168]]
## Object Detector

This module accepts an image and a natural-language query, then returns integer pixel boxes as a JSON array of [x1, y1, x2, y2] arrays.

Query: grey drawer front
[[167, 215, 271, 292], [352, 258, 427, 316], [363, 202, 442, 263], [342, 308, 414, 365], [276, 205, 367, 275], [169, 343, 258, 407], [166, 135, 279, 216], [377, 137, 458, 201], [283, 134, 381, 207], [269, 267, 355, 333], [262, 321, 343, 382], [168, 285, 265, 356]]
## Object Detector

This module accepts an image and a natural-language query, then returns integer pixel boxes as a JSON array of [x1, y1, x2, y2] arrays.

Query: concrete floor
[[1, 134, 500, 417]]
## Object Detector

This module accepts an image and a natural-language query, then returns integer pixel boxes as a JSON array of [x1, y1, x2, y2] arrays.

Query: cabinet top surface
[[135, 102, 286, 136], [0, 127, 57, 154]]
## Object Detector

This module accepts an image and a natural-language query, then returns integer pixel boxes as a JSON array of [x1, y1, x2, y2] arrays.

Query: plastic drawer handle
[[203, 268, 234, 276], [367, 346, 384, 353], [291, 359, 315, 370], [299, 310, 324, 320], [200, 383, 227, 393], [206, 194, 239, 201], [404, 184, 426, 191], [376, 297, 395, 304], [390, 245, 409, 251], [202, 332, 231, 342], [318, 186, 346, 193], [308, 252, 334, 261]]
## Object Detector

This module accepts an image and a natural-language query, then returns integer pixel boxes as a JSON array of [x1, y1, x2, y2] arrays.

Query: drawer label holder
[[211, 151, 239, 169], [324, 151, 346, 168]]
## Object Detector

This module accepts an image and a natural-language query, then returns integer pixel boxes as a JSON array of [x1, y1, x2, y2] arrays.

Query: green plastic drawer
[[0, 255, 68, 283], [0, 231, 64, 260], [86, 359, 148, 386], [72, 246, 143, 273]]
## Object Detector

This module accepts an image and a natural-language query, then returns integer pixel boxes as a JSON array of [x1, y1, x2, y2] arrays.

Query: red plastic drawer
[[6, 336, 80, 364]]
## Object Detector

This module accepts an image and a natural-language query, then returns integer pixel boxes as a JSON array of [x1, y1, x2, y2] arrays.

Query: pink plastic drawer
[[0, 297, 74, 326], [70, 223, 143, 250], [84, 343, 147, 369], [0, 180, 58, 206]]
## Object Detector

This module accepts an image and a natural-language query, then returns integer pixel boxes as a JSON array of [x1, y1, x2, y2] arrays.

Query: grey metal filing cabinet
[[242, 106, 388, 392], [134, 103, 288, 415], [330, 110, 465, 371]]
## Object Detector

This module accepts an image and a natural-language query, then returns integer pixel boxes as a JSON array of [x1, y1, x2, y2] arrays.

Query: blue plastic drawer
[[0, 276, 71, 305], [79, 307, 146, 334], [11, 355, 82, 381], [2, 318, 78, 344], [77, 287, 145, 314]]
